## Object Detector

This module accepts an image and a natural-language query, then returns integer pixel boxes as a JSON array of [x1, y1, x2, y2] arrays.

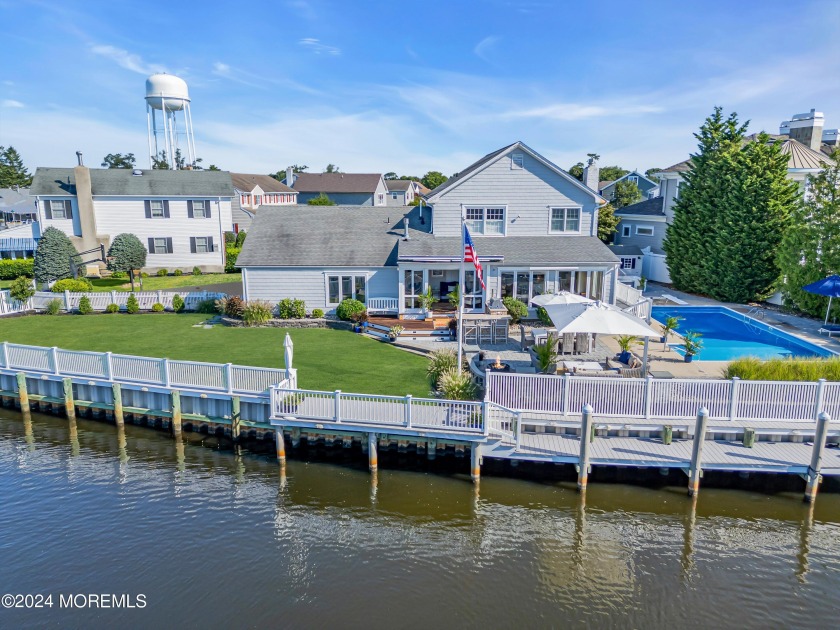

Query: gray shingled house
[[287, 172, 389, 206], [238, 142, 621, 317]]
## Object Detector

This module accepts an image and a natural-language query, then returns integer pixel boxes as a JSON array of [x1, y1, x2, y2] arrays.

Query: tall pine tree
[[778, 151, 840, 319], [0, 146, 32, 188]]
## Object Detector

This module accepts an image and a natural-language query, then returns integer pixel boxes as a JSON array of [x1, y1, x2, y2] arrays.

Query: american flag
[[463, 226, 486, 290]]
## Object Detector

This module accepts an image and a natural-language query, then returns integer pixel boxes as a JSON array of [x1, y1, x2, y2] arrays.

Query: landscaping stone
[[220, 316, 353, 331]]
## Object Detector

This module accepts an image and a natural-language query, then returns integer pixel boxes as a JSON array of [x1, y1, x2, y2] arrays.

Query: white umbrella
[[542, 301, 660, 338], [530, 291, 594, 307], [283, 332, 294, 374]]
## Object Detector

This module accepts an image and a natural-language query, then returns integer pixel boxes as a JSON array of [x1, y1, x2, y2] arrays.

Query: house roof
[[291, 172, 383, 194], [231, 173, 295, 194], [0, 187, 35, 213], [660, 159, 692, 173], [237, 205, 430, 268], [424, 141, 606, 205], [384, 179, 414, 191], [598, 180, 612, 190], [608, 244, 643, 257], [614, 196, 665, 217], [775, 138, 836, 169], [30, 167, 235, 197]]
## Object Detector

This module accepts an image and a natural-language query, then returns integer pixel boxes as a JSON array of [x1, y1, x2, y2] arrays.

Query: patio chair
[[520, 325, 534, 350], [479, 321, 493, 344], [819, 324, 840, 337], [561, 333, 576, 355], [574, 333, 590, 354]]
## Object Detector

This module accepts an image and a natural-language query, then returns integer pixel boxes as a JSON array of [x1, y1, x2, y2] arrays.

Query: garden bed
[[220, 316, 353, 331]]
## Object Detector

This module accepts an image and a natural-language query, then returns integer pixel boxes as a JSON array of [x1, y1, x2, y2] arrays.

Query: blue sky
[[1, 0, 838, 177]]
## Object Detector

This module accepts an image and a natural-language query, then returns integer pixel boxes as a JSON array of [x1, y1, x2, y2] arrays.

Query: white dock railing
[[0, 342, 292, 395], [487, 372, 840, 423], [271, 387, 511, 435]]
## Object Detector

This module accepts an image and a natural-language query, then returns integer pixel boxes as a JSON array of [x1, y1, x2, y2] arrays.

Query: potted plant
[[682, 331, 703, 363], [533, 332, 559, 374], [351, 309, 369, 333], [615, 335, 640, 365], [661, 315, 683, 347], [388, 325, 404, 341], [418, 286, 435, 318]]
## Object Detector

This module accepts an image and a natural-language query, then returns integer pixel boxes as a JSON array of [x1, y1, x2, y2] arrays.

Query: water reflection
[[797, 501, 815, 583], [682, 494, 698, 580]]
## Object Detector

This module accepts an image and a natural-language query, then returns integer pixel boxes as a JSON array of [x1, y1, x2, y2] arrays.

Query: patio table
[[563, 360, 605, 373]]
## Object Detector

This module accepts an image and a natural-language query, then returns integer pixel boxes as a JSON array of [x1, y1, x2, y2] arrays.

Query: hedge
[[0, 258, 34, 280]]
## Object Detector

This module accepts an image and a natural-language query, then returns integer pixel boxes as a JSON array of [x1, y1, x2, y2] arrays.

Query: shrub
[[196, 299, 217, 314], [278, 297, 306, 319], [0, 258, 34, 280], [141, 272, 149, 278], [172, 294, 185, 313], [533, 333, 559, 374], [192, 266, 202, 276], [436, 367, 477, 400], [34, 226, 80, 283], [502, 296, 528, 324], [241, 300, 273, 326], [107, 233, 147, 281], [536, 306, 552, 326], [126, 293, 140, 314], [78, 295, 93, 314], [235, 231, 247, 247], [156, 269, 168, 277], [151, 302, 164, 312], [225, 247, 240, 273], [225, 295, 245, 318], [51, 277, 93, 293], [110, 271, 128, 279], [45, 298, 62, 315], [173, 269, 183, 276], [105, 303, 119, 313], [336, 298, 366, 321], [427, 349, 459, 387], [215, 296, 229, 314], [9, 276, 35, 302], [224, 231, 236, 245], [311, 308, 324, 318], [724, 356, 840, 382]]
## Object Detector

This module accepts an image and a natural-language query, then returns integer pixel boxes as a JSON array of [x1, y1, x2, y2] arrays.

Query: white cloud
[[213, 62, 231, 75], [503, 102, 664, 121], [1, 99, 24, 108], [90, 44, 167, 75], [298, 38, 341, 56], [474, 36, 500, 63]]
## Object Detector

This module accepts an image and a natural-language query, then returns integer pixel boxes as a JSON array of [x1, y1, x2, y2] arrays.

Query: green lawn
[[88, 273, 243, 292], [0, 314, 431, 397]]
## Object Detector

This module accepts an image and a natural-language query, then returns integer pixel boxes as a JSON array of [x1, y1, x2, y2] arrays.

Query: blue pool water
[[651, 306, 835, 361]]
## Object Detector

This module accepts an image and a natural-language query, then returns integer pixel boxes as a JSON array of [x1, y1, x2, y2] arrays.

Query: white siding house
[[30, 166, 235, 273]]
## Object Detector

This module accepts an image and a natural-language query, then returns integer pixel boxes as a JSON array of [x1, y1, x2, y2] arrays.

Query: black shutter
[[190, 237, 196, 253], [163, 201, 170, 218], [205, 200, 212, 218], [144, 200, 152, 218], [166, 237, 173, 254], [208, 236, 214, 252], [187, 200, 194, 218], [64, 200, 73, 219], [44, 200, 53, 220], [148, 238, 155, 253]]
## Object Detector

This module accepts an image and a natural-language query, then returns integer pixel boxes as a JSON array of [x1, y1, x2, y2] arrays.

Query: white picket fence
[[0, 289, 225, 314], [486, 371, 840, 423], [0, 342, 293, 395]]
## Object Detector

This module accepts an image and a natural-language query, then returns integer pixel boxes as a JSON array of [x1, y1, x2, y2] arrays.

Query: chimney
[[286, 166, 294, 186], [583, 155, 599, 192], [403, 217, 410, 240], [785, 108, 825, 152], [76, 151, 84, 166]]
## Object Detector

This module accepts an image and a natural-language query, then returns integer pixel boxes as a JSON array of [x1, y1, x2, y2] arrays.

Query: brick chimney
[[583, 155, 600, 192]]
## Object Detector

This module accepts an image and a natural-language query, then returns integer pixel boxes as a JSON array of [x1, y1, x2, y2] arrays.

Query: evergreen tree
[[613, 180, 643, 209], [597, 203, 620, 244], [568, 162, 584, 181], [778, 151, 840, 319], [101, 153, 136, 168], [307, 193, 336, 206], [0, 146, 33, 187], [34, 227, 80, 283], [107, 233, 147, 291]]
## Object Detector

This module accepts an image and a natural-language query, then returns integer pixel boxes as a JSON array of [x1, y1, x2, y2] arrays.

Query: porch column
[[610, 266, 619, 306]]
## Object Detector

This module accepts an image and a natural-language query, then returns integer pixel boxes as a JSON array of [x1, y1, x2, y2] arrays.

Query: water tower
[[145, 73, 197, 170]]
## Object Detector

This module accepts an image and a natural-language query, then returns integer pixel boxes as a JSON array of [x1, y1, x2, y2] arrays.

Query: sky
[[1, 0, 839, 178]]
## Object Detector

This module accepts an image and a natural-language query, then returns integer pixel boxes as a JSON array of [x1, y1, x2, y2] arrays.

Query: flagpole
[[457, 215, 466, 372]]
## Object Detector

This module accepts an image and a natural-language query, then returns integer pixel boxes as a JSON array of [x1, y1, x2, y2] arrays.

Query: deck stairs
[[368, 316, 452, 340]]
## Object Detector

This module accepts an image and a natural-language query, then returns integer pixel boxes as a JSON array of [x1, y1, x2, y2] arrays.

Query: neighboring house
[[30, 165, 235, 273], [599, 171, 658, 203], [238, 142, 621, 316], [385, 179, 422, 206], [0, 187, 38, 259], [288, 172, 388, 206], [608, 244, 643, 287], [231, 173, 297, 233], [779, 108, 838, 157]]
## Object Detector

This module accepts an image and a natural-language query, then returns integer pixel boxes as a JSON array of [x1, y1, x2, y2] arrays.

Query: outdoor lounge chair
[[819, 324, 840, 337]]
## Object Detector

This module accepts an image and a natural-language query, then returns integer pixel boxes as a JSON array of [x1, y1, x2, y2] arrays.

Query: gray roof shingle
[[31, 167, 234, 197], [614, 196, 665, 216], [231, 173, 295, 194], [291, 173, 383, 194], [608, 244, 643, 257], [384, 179, 414, 191]]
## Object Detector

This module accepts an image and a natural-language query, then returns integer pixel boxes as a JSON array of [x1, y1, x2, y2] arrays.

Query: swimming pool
[[651, 306, 835, 361]]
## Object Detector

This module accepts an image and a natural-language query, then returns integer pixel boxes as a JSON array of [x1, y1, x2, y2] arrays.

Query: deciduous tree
[[612, 179, 643, 209], [421, 171, 447, 190], [101, 153, 136, 169], [307, 193, 336, 206], [597, 203, 620, 244]]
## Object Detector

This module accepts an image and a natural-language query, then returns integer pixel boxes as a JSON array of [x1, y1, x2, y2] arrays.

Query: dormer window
[[511, 153, 524, 169]]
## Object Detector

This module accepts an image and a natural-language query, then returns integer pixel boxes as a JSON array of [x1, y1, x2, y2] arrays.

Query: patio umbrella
[[283, 332, 294, 374], [530, 291, 594, 307], [542, 301, 660, 338], [802, 275, 840, 325]]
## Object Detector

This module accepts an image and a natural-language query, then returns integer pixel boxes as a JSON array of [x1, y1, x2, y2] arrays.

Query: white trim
[[548, 206, 582, 234], [635, 224, 655, 236], [462, 204, 507, 236]]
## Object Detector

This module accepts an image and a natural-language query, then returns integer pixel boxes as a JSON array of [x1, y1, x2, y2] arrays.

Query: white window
[[328, 275, 366, 305], [620, 257, 637, 270], [50, 200, 67, 219], [628, 175, 639, 184], [550, 207, 581, 233], [635, 225, 655, 236], [622, 225, 631, 237], [378, 194, 385, 204], [192, 200, 208, 218], [254, 195, 262, 206], [152, 238, 169, 254], [501, 270, 548, 303], [194, 237, 210, 253], [150, 200, 165, 218], [511, 153, 524, 169], [241, 194, 249, 206], [465, 206, 506, 235]]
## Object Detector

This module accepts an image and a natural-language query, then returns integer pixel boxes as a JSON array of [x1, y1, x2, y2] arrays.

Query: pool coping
[[651, 305, 839, 361]]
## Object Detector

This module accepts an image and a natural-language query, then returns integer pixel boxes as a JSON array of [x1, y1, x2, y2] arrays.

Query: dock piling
[[577, 404, 594, 491], [112, 382, 124, 426], [688, 407, 709, 497], [62, 377, 76, 421], [231, 396, 241, 441], [471, 444, 482, 483], [16, 372, 30, 422], [804, 412, 831, 503], [275, 428, 286, 464], [171, 390, 182, 436], [368, 432, 378, 472]]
